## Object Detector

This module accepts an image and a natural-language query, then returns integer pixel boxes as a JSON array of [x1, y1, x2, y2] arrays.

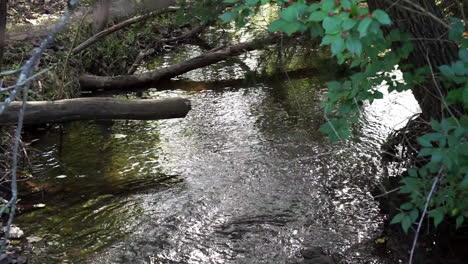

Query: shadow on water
[[17, 120, 183, 262], [16, 47, 419, 263]]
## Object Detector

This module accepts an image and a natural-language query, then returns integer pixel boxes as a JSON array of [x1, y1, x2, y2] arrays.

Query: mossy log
[[0, 97, 190, 125]]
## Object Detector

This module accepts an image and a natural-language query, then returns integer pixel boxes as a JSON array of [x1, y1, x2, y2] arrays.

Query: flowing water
[[16, 49, 419, 263]]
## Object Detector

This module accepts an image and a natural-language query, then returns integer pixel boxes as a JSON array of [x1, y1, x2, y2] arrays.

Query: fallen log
[[127, 24, 209, 74], [79, 36, 273, 91], [0, 97, 190, 125]]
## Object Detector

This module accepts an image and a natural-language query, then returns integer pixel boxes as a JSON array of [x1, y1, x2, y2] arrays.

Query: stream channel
[[16, 47, 419, 263]]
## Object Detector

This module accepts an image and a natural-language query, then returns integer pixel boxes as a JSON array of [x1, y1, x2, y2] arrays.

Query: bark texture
[[0, 0, 7, 71], [0, 98, 191, 124]]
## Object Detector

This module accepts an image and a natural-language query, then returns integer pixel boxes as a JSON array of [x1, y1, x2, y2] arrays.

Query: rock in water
[[300, 247, 336, 264], [2, 225, 24, 239]]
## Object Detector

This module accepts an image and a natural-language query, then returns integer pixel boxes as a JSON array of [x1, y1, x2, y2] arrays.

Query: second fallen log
[[79, 37, 272, 90], [0, 97, 191, 125]]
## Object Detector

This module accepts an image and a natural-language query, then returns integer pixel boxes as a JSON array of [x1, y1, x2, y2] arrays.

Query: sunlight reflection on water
[[18, 49, 419, 263]]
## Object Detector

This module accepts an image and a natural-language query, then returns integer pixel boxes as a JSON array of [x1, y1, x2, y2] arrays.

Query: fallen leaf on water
[[375, 237, 387, 244], [112, 134, 127, 139]]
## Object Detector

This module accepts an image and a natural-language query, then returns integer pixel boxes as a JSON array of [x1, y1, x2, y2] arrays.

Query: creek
[[16, 48, 419, 263]]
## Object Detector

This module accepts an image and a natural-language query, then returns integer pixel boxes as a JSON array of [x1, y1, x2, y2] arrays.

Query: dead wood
[[127, 24, 209, 74], [79, 36, 272, 91], [0, 97, 190, 124]]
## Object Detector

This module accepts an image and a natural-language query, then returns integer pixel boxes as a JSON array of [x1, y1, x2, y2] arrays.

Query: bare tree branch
[[72, 7, 178, 54]]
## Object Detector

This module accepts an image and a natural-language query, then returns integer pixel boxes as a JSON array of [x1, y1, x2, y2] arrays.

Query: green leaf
[[439, 65, 454, 77], [308, 11, 326, 22], [409, 209, 419, 222], [323, 16, 341, 34], [429, 209, 444, 227], [463, 83, 468, 105], [327, 81, 342, 91], [462, 175, 468, 187], [418, 148, 433, 157], [268, 19, 287, 32], [449, 17, 464, 41], [308, 3, 321, 12], [390, 213, 405, 224], [400, 202, 414, 210], [372, 9, 391, 25], [309, 23, 324, 38], [446, 88, 463, 105], [245, 0, 259, 6], [331, 38, 345, 55], [431, 149, 444, 163], [460, 49, 468, 63], [452, 61, 465, 76], [401, 215, 412, 233], [282, 21, 304, 35], [219, 12, 237, 22], [321, 33, 340, 45], [387, 29, 401, 41], [456, 215, 464, 229], [358, 17, 373, 38], [223, 0, 240, 3], [417, 136, 432, 147], [407, 168, 418, 177], [341, 0, 351, 9], [281, 6, 299, 22], [431, 119, 441, 130], [342, 18, 357, 30], [373, 90, 384, 99], [322, 0, 335, 12]]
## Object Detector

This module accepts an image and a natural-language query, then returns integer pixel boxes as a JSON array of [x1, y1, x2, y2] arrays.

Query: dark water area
[[16, 48, 419, 263]]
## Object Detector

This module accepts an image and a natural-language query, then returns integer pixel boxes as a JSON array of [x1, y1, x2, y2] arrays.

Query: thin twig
[[72, 7, 179, 54], [0, 67, 51, 92], [399, 0, 451, 30], [0, 67, 22, 77], [373, 186, 401, 198], [127, 48, 155, 75], [455, 0, 467, 27], [408, 38, 455, 44], [59, 7, 91, 98], [425, 53, 461, 127], [409, 174, 440, 264]]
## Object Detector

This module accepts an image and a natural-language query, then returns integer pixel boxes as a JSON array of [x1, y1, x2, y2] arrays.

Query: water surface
[[17, 50, 419, 263]]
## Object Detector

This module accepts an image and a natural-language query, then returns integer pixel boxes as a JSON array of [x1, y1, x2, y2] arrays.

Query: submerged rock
[[26, 236, 43, 243], [300, 247, 337, 264], [2, 226, 24, 239]]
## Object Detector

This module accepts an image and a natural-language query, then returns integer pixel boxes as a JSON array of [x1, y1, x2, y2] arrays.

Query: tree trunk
[[0, 98, 191, 124], [79, 37, 272, 90], [93, 0, 111, 33], [367, 0, 460, 121], [0, 0, 7, 72]]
